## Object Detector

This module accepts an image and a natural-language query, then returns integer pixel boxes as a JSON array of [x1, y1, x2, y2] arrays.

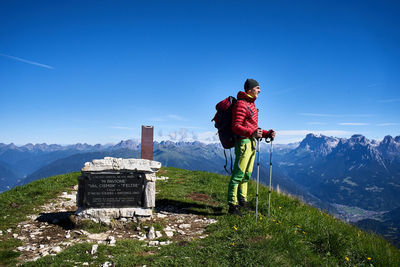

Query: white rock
[[147, 227, 155, 240], [41, 251, 49, 257], [108, 236, 116, 246], [91, 244, 98, 255], [12, 234, 18, 238], [7, 229, 12, 233], [135, 208, 153, 217], [177, 230, 185, 235], [0, 230, 2, 235], [148, 241, 159, 246], [51, 246, 62, 253], [17, 246, 25, 251], [176, 219, 184, 224], [65, 234, 71, 239], [39, 245, 46, 249], [46, 236, 51, 240], [155, 231, 162, 238], [143, 180, 156, 208], [82, 157, 161, 173], [178, 224, 191, 229], [165, 231, 174, 237], [101, 261, 113, 267], [88, 233, 108, 241], [157, 213, 167, 218], [83, 263, 89, 266]]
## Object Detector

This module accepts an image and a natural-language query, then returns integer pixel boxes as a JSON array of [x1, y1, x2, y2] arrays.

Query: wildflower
[[294, 230, 297, 234], [367, 257, 372, 261], [345, 257, 350, 262], [302, 231, 306, 235], [232, 242, 235, 246], [279, 206, 282, 209], [233, 225, 238, 231]]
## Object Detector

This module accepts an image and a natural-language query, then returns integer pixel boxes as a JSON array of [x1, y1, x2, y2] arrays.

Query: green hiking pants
[[227, 138, 256, 205]]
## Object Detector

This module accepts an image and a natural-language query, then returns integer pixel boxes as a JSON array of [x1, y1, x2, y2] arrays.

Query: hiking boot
[[239, 200, 255, 211], [228, 204, 243, 217]]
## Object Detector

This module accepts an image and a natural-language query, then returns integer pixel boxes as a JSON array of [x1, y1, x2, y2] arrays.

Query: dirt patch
[[248, 235, 272, 243], [186, 192, 218, 206], [137, 250, 158, 256], [187, 193, 211, 202], [157, 169, 168, 176]]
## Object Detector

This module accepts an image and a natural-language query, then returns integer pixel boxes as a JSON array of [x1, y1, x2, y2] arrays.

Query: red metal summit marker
[[141, 126, 154, 160]]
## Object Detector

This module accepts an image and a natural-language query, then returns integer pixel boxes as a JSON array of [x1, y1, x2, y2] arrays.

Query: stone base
[[75, 207, 153, 225]]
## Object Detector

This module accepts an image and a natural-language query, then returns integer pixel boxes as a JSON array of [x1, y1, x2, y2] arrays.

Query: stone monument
[[76, 157, 161, 224]]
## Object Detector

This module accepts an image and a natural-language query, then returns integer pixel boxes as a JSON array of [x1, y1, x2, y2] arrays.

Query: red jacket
[[232, 91, 270, 139]]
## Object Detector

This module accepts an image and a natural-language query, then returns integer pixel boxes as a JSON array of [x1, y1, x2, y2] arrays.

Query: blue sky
[[0, 0, 399, 145]]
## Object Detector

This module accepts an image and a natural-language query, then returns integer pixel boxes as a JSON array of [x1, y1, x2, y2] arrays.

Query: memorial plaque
[[80, 171, 145, 208], [141, 125, 154, 160]]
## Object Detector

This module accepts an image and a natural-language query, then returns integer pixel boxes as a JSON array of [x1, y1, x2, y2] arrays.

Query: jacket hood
[[237, 91, 255, 103]]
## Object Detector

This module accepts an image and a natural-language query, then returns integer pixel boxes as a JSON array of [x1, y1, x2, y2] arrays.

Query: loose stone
[[177, 230, 185, 235], [147, 226, 155, 240], [108, 236, 116, 246], [41, 251, 49, 257], [165, 231, 174, 237], [51, 246, 62, 253], [155, 231, 162, 238], [91, 244, 98, 255], [178, 224, 191, 229], [148, 241, 159, 246]]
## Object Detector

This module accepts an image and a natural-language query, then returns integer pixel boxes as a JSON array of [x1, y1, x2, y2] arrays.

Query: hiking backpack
[[212, 96, 237, 149], [211, 96, 237, 173]]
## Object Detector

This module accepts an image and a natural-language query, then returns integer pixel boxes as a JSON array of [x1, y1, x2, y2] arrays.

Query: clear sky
[[1, 0, 399, 145]]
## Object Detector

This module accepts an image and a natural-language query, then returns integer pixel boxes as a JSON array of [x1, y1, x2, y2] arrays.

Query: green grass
[[1, 167, 399, 266], [79, 220, 110, 234]]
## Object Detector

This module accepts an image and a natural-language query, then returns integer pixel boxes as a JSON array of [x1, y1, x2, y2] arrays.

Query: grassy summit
[[0, 167, 399, 266]]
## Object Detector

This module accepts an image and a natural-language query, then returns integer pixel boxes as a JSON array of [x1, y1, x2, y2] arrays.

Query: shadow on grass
[[36, 211, 76, 230], [155, 199, 225, 216]]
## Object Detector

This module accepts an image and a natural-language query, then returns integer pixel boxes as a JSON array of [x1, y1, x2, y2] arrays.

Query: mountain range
[[1, 134, 399, 246]]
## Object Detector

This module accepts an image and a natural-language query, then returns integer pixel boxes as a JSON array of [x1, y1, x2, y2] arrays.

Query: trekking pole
[[267, 139, 273, 217], [255, 138, 260, 222]]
